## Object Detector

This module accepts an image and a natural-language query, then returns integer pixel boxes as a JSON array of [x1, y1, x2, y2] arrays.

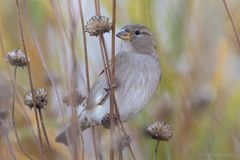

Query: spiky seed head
[[24, 88, 48, 110], [146, 121, 173, 141], [85, 16, 112, 36], [101, 113, 118, 129], [4, 49, 29, 67]]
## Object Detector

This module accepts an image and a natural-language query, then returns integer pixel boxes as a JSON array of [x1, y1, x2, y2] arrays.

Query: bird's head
[[116, 24, 156, 54]]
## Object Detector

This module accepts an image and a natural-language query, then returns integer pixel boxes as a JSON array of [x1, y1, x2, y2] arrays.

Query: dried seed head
[[4, 49, 29, 67], [117, 134, 131, 151], [85, 16, 112, 36], [62, 90, 85, 107], [101, 113, 118, 129], [24, 88, 48, 110], [146, 121, 173, 141]]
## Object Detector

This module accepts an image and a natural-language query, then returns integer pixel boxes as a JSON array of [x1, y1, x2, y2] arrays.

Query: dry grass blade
[[222, 0, 240, 50], [11, 66, 33, 160], [153, 140, 160, 160], [38, 109, 53, 160], [15, 0, 44, 158], [110, 0, 117, 159]]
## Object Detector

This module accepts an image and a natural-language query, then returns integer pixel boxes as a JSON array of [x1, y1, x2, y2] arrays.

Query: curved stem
[[38, 109, 53, 160], [15, 0, 44, 158], [222, 0, 240, 50], [12, 66, 33, 160]]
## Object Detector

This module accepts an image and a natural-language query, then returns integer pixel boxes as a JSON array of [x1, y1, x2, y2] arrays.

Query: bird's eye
[[135, 30, 141, 35]]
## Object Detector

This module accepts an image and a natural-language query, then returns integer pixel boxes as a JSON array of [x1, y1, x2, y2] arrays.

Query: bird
[[56, 24, 161, 145]]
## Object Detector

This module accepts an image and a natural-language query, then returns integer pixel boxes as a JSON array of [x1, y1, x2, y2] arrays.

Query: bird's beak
[[116, 30, 130, 40]]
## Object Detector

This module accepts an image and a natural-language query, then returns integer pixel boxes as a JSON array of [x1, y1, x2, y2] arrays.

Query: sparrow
[[56, 24, 161, 145]]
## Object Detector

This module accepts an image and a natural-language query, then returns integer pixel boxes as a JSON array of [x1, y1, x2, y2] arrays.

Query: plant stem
[[222, 0, 240, 50], [12, 66, 33, 160], [77, 1, 89, 158], [153, 140, 160, 160], [110, 0, 117, 159], [38, 109, 53, 160], [22, 0, 67, 149], [15, 0, 44, 159]]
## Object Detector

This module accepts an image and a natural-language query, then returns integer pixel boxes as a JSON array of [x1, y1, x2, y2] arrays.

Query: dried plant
[[4, 49, 29, 67], [146, 121, 173, 141], [85, 16, 112, 36], [146, 121, 173, 160], [15, 0, 45, 158], [24, 88, 48, 110]]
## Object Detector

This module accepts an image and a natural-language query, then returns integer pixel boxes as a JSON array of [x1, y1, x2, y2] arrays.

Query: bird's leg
[[97, 79, 119, 105], [104, 79, 120, 92]]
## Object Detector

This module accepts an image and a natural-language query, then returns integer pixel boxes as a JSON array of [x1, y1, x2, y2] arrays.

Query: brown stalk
[[76, 3, 89, 157], [78, 0, 90, 92], [222, 0, 240, 50], [12, 66, 33, 160], [22, 2, 52, 157], [93, 1, 135, 159], [22, 0, 67, 142], [110, 1, 136, 159], [109, 0, 117, 159], [38, 109, 53, 160], [153, 140, 160, 160], [6, 55, 38, 152], [15, 0, 44, 159]]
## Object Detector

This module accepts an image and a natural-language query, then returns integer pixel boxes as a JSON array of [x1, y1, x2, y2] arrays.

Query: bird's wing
[[85, 53, 123, 110], [86, 74, 108, 109]]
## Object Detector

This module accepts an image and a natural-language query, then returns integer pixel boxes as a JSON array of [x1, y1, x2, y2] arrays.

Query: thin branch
[[77, 1, 89, 158], [109, 0, 117, 159], [38, 109, 53, 160], [12, 66, 33, 160], [78, 0, 91, 92], [153, 140, 160, 160], [15, 1, 44, 159], [222, 0, 240, 50], [23, 0, 67, 139]]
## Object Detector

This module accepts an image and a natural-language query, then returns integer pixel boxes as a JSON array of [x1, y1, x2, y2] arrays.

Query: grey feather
[[56, 24, 161, 145]]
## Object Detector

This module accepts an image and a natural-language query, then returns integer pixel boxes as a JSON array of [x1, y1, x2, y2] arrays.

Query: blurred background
[[1, 0, 240, 159]]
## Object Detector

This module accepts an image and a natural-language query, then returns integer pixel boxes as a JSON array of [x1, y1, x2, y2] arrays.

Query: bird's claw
[[104, 81, 119, 92]]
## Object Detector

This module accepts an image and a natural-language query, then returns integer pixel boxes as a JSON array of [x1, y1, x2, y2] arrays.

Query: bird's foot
[[104, 80, 119, 92], [101, 113, 119, 129]]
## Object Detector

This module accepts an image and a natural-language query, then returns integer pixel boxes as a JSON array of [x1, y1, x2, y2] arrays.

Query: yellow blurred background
[[1, 0, 240, 159]]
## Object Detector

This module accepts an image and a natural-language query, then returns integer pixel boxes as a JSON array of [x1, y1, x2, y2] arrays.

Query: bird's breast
[[114, 53, 161, 121]]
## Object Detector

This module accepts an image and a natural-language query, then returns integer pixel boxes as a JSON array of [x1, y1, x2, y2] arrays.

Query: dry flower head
[[24, 88, 48, 110], [146, 121, 173, 141], [4, 49, 29, 67], [101, 113, 118, 129], [85, 16, 112, 36]]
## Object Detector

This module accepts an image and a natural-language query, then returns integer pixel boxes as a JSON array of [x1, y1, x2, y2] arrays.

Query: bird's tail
[[55, 114, 90, 146]]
